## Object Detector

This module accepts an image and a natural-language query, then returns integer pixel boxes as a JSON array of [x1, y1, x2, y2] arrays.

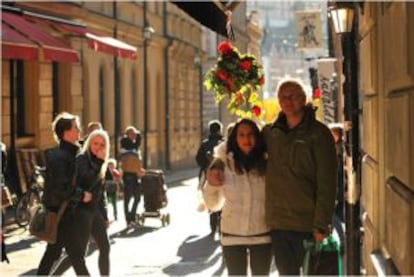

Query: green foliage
[[204, 41, 265, 118]]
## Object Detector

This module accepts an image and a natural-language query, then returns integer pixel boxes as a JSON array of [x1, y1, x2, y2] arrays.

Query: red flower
[[258, 76, 265, 85], [235, 91, 243, 105], [227, 77, 235, 90], [216, 69, 227, 81], [252, 105, 261, 117], [218, 41, 233, 55], [239, 59, 252, 71]]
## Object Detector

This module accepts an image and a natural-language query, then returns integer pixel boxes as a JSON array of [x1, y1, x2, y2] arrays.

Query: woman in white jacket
[[203, 118, 271, 276]]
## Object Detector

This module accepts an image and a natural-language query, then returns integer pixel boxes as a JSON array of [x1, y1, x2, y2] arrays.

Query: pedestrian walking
[[105, 158, 121, 221], [75, 129, 111, 275], [195, 120, 224, 235], [203, 118, 272, 276], [37, 112, 93, 275], [79, 121, 103, 146], [262, 77, 338, 275], [119, 126, 144, 226]]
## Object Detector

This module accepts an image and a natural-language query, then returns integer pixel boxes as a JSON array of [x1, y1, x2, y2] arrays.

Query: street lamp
[[329, 2, 354, 34], [143, 4, 154, 168], [329, 2, 360, 275]]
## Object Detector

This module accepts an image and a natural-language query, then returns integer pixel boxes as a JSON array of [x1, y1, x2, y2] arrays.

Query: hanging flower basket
[[204, 41, 265, 118]]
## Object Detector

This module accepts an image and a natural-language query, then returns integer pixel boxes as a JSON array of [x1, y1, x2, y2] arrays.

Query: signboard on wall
[[295, 10, 323, 49], [316, 58, 338, 124]]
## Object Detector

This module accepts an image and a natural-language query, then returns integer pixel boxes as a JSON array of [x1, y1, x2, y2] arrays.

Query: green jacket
[[263, 107, 337, 233]]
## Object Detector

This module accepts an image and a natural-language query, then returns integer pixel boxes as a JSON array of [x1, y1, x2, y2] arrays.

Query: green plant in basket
[[204, 41, 265, 118]]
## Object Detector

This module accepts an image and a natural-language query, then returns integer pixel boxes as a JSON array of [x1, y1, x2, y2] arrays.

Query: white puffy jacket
[[202, 142, 270, 246]]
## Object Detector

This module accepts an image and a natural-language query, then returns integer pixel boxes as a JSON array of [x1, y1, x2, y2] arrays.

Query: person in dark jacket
[[37, 112, 92, 275], [195, 120, 223, 235], [120, 126, 142, 154], [75, 129, 111, 275], [262, 77, 338, 275], [119, 126, 143, 226]]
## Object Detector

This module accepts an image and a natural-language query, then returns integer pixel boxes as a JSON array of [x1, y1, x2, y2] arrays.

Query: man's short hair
[[124, 126, 140, 134], [52, 112, 79, 142], [87, 122, 103, 134], [275, 77, 308, 101], [208, 120, 223, 135]]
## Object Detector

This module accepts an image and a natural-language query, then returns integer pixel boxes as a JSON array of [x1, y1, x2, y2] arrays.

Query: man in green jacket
[[262, 77, 337, 275]]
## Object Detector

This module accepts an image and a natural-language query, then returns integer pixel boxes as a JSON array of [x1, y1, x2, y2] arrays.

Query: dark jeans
[[222, 243, 272, 276], [90, 209, 110, 275], [107, 192, 118, 220], [37, 209, 90, 275], [123, 173, 140, 223], [210, 211, 221, 234], [271, 229, 313, 276]]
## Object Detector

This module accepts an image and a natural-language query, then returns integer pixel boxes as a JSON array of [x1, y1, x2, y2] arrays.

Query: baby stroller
[[136, 169, 170, 227]]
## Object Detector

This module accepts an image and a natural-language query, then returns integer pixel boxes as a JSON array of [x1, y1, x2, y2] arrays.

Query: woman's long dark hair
[[226, 118, 266, 175]]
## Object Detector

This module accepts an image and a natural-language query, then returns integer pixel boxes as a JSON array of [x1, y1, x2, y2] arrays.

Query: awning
[[2, 12, 79, 63], [53, 22, 137, 60], [172, 1, 228, 38], [1, 21, 39, 60]]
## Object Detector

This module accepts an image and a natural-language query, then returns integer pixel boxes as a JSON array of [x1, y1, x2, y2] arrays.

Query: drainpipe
[[199, 59, 203, 140], [113, 1, 120, 158], [143, 2, 149, 168], [8, 61, 19, 194], [342, 9, 361, 275], [163, 2, 172, 170]]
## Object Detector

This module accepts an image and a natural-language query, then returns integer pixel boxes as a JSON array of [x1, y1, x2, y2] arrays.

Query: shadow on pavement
[[49, 225, 159, 275], [163, 234, 225, 276], [111, 225, 158, 239]]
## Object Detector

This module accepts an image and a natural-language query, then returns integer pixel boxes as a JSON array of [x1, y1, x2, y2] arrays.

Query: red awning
[[54, 22, 137, 60], [1, 22, 39, 60], [2, 12, 79, 63]]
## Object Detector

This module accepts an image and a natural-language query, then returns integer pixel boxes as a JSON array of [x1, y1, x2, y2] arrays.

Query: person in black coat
[[195, 120, 224, 235], [37, 112, 92, 275], [119, 126, 142, 226], [75, 129, 111, 275]]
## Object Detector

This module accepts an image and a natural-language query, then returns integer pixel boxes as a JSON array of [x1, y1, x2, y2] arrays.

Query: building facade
[[357, 2, 414, 275], [1, 2, 206, 192]]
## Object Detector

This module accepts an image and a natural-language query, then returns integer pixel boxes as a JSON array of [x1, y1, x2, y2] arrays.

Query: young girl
[[105, 158, 121, 221], [75, 129, 111, 275], [203, 118, 271, 276]]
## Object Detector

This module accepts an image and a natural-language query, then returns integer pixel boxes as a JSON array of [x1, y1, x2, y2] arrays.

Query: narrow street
[[1, 174, 278, 276]]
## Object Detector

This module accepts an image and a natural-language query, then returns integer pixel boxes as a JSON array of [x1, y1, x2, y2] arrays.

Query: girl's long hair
[[226, 118, 266, 175], [81, 129, 110, 178]]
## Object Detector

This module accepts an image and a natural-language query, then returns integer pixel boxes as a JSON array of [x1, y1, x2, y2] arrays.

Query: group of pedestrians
[[36, 113, 144, 276], [200, 77, 339, 275]]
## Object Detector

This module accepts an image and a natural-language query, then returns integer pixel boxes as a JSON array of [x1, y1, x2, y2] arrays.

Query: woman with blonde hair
[[75, 129, 111, 275]]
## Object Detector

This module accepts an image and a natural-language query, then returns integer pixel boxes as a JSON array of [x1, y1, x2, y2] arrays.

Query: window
[[52, 62, 59, 117], [16, 60, 26, 137]]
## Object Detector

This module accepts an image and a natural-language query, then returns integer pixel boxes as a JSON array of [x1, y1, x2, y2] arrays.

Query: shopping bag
[[303, 234, 343, 276], [29, 201, 67, 244]]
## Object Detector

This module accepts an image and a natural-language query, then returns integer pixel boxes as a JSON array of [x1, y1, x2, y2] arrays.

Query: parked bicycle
[[15, 165, 45, 227]]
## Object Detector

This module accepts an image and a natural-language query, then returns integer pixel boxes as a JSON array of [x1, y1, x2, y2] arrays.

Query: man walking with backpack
[[195, 120, 223, 236]]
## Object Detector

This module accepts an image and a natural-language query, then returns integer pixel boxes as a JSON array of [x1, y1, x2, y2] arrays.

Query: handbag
[[303, 234, 343, 276], [29, 165, 76, 244], [29, 200, 68, 244]]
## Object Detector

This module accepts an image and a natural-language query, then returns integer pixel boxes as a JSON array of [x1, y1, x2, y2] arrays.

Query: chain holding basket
[[204, 41, 265, 118]]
